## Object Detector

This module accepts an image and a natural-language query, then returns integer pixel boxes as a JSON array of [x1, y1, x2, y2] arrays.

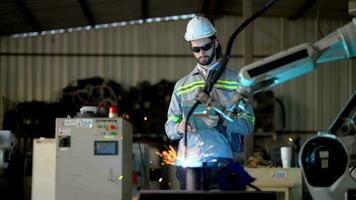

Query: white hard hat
[[184, 16, 216, 41]]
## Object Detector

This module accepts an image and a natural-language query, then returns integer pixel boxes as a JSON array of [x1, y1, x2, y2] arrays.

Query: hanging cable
[[138, 142, 150, 189], [316, 0, 324, 38]]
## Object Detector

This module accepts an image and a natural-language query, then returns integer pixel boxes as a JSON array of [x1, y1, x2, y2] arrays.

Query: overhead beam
[[141, 0, 148, 19], [78, 0, 96, 26], [289, 0, 318, 20], [14, 0, 43, 32]]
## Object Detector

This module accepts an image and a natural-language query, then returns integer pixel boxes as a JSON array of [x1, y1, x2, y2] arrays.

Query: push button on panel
[[109, 124, 117, 130]]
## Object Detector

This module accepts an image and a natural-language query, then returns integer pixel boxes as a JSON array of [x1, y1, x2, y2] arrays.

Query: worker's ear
[[215, 43, 222, 59]]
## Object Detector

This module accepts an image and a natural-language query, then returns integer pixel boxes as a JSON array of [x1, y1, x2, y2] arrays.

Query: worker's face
[[190, 37, 217, 66]]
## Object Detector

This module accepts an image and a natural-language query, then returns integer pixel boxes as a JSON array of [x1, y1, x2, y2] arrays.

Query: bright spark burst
[[156, 145, 178, 166], [156, 137, 215, 168], [178, 139, 214, 168]]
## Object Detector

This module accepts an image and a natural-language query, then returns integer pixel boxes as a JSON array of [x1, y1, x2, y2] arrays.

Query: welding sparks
[[177, 137, 214, 168], [156, 137, 215, 168], [156, 145, 178, 165]]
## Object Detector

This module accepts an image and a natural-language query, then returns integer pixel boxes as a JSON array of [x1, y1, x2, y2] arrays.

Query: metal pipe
[[186, 163, 209, 190]]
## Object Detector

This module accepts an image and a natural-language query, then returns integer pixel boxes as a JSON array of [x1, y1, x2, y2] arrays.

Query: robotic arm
[[235, 18, 356, 200], [198, 18, 356, 122], [238, 18, 356, 93], [299, 92, 356, 200]]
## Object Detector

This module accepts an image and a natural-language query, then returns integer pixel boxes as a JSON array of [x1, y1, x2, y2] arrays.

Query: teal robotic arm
[[198, 18, 356, 123], [238, 18, 356, 92]]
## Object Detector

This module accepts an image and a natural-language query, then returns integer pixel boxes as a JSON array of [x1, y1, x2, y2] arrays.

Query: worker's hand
[[202, 115, 219, 128], [177, 119, 195, 135], [231, 87, 252, 111]]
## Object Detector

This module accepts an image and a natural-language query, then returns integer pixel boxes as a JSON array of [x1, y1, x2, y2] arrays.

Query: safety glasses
[[190, 41, 214, 53]]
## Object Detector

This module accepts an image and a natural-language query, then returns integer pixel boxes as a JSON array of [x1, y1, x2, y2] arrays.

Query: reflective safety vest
[[165, 62, 255, 163]]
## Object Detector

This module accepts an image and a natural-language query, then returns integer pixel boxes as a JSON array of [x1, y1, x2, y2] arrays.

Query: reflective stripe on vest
[[169, 115, 183, 123], [177, 80, 240, 95]]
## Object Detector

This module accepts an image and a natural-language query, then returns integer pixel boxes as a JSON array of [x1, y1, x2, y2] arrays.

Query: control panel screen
[[94, 141, 118, 155]]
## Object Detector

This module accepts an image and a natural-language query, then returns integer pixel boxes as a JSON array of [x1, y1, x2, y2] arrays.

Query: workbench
[[245, 167, 302, 200]]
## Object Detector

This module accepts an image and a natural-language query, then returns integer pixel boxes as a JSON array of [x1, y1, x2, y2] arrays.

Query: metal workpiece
[[186, 163, 210, 191]]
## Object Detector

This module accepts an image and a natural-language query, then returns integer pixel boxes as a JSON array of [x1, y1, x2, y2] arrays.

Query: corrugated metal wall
[[0, 16, 355, 131]]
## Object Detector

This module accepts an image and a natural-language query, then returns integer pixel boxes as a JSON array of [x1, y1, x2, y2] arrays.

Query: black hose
[[275, 97, 286, 129], [206, 0, 278, 95], [138, 142, 150, 189], [316, 0, 325, 38], [184, 101, 199, 158], [248, 183, 262, 191]]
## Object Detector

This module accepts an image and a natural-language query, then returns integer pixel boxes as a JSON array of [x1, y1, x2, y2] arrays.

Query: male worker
[[165, 16, 255, 189]]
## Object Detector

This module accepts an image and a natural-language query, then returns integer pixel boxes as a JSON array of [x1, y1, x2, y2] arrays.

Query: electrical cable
[[248, 183, 261, 191], [184, 0, 278, 158], [138, 142, 150, 189], [350, 166, 356, 175], [209, 0, 278, 93], [275, 97, 286, 129], [316, 0, 324, 38]]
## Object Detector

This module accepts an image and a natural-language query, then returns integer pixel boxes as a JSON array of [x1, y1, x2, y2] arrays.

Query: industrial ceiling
[[0, 0, 352, 36]]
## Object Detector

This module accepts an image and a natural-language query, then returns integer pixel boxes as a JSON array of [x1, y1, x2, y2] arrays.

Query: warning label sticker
[[64, 119, 78, 126], [78, 119, 93, 128]]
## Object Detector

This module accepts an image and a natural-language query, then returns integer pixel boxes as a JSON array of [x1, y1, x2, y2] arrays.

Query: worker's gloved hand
[[202, 115, 219, 128], [231, 86, 252, 112], [177, 119, 195, 135]]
